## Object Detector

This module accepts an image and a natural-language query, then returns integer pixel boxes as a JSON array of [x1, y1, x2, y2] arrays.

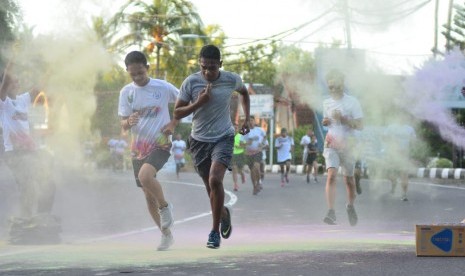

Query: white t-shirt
[[0, 92, 36, 152], [171, 139, 186, 159], [275, 135, 294, 163], [300, 135, 311, 156], [241, 126, 266, 155], [323, 94, 363, 150], [114, 139, 128, 154], [118, 78, 179, 159], [261, 139, 269, 161]]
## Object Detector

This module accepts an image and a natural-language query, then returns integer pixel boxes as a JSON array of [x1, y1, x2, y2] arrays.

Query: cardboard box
[[416, 224, 465, 256]]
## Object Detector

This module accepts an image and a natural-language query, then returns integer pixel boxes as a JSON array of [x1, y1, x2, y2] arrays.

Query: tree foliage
[[0, 0, 21, 67], [225, 43, 278, 86], [108, 0, 205, 82]]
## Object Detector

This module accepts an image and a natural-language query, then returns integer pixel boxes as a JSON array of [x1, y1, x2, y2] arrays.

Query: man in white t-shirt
[[322, 69, 363, 227], [241, 116, 266, 195], [118, 51, 178, 251], [171, 133, 187, 179], [275, 128, 294, 186], [0, 63, 56, 221]]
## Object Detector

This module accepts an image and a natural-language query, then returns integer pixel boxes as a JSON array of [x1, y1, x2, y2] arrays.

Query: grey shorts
[[188, 135, 234, 178], [323, 147, 355, 177]]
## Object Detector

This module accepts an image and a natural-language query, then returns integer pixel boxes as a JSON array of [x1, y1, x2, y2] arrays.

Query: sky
[[17, 0, 452, 75]]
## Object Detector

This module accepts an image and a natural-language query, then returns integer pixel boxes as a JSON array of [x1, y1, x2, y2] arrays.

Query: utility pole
[[342, 0, 352, 49], [433, 0, 439, 57]]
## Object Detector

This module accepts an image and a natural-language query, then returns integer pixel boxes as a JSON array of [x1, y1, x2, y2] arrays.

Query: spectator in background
[[275, 128, 294, 187], [241, 116, 266, 195], [0, 62, 56, 219], [108, 135, 128, 171], [259, 137, 269, 189], [305, 133, 319, 184], [300, 129, 313, 182], [231, 122, 246, 191], [383, 121, 416, 201], [171, 133, 187, 179]]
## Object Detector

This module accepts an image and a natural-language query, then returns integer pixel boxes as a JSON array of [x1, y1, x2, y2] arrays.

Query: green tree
[[225, 43, 278, 86], [110, 0, 205, 82], [0, 0, 21, 66]]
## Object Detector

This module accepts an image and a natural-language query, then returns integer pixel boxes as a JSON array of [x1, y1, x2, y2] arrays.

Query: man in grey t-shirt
[[174, 45, 250, 249]]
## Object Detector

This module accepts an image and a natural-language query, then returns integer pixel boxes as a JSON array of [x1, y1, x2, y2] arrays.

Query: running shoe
[[206, 231, 221, 249], [323, 209, 337, 225], [159, 202, 174, 230], [157, 232, 174, 251], [401, 196, 408, 202], [221, 206, 232, 239], [346, 204, 358, 226]]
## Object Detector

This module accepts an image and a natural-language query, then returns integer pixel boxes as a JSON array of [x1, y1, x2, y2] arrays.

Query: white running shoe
[[159, 203, 174, 230], [157, 232, 174, 251]]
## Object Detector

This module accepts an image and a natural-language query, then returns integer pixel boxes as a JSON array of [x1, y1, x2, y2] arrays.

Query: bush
[[427, 157, 453, 168]]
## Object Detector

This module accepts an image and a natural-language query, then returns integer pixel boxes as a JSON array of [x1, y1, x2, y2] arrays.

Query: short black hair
[[325, 69, 344, 83], [124, 51, 148, 67], [199, 45, 221, 60]]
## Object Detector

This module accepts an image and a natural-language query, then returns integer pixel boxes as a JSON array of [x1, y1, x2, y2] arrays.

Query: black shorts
[[188, 135, 234, 178], [246, 152, 262, 169], [306, 153, 317, 165], [277, 159, 291, 165], [132, 149, 170, 187]]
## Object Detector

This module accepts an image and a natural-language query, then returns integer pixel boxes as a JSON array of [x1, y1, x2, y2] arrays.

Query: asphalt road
[[0, 161, 464, 275]]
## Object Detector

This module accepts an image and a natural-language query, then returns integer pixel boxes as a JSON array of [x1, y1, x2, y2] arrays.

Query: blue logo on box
[[431, 228, 453, 252]]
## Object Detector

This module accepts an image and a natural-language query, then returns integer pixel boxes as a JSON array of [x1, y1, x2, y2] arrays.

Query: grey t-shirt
[[179, 71, 245, 142]]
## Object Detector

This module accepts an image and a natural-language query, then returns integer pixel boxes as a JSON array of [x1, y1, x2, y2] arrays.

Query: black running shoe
[[323, 209, 337, 225], [221, 206, 232, 239], [206, 231, 221, 249], [346, 204, 358, 226]]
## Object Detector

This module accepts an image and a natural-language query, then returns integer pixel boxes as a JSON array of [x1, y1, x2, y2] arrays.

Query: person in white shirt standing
[[118, 51, 178, 251], [171, 133, 187, 179], [0, 62, 56, 221], [275, 128, 294, 187], [321, 69, 363, 227], [383, 122, 416, 201]]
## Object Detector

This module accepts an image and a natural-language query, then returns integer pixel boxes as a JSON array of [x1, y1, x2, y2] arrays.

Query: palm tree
[[110, 0, 205, 79]]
